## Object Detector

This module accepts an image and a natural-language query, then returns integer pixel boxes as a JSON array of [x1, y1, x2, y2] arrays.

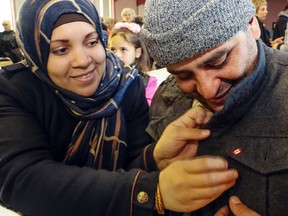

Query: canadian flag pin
[[232, 148, 242, 156]]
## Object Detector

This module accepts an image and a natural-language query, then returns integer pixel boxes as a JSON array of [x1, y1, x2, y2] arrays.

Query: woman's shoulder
[[0, 63, 60, 111], [0, 63, 40, 85]]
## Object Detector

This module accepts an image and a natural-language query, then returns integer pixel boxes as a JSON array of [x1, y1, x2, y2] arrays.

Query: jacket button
[[137, 191, 149, 204]]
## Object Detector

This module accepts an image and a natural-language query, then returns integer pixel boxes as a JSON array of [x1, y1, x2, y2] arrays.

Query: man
[[272, 22, 288, 51], [0, 20, 23, 63], [142, 0, 288, 215], [273, 5, 288, 40]]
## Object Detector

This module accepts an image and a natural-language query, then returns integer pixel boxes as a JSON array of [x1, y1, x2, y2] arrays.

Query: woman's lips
[[71, 68, 95, 82]]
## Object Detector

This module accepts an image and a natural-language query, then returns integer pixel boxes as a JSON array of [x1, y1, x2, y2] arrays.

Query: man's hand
[[215, 196, 260, 216]]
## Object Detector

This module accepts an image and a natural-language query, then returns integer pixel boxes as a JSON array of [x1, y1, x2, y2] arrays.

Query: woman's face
[[256, 5, 268, 22], [47, 21, 106, 97]]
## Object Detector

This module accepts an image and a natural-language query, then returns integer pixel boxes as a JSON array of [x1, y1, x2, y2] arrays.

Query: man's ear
[[248, 16, 261, 40]]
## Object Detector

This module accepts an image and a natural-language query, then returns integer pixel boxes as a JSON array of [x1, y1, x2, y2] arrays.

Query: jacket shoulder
[[0, 62, 28, 73]]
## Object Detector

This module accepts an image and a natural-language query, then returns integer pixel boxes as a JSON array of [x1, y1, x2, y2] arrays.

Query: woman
[[0, 0, 237, 215], [252, 0, 271, 46], [252, 0, 283, 47]]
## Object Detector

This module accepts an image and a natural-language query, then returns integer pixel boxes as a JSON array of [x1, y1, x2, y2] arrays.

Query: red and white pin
[[232, 148, 242, 156]]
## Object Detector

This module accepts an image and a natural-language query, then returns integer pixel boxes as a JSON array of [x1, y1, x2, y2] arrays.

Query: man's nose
[[195, 73, 218, 99]]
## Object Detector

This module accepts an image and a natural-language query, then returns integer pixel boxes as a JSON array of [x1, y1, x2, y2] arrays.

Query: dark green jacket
[[148, 42, 288, 216]]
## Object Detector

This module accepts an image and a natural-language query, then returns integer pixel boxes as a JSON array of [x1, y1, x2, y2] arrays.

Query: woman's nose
[[71, 48, 91, 68]]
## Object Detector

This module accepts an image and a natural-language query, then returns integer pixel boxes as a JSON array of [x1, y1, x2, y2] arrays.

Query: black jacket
[[272, 13, 288, 40], [0, 31, 23, 63], [256, 17, 271, 47], [0, 64, 158, 216]]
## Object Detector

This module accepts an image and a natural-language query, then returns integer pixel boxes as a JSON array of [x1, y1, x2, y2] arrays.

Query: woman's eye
[[86, 39, 98, 47], [121, 48, 128, 53], [51, 47, 68, 55]]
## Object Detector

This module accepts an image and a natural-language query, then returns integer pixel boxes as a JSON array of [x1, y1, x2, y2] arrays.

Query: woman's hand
[[159, 156, 238, 212], [154, 105, 213, 170]]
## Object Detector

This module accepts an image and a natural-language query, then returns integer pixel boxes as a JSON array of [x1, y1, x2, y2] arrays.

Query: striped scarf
[[62, 52, 138, 170]]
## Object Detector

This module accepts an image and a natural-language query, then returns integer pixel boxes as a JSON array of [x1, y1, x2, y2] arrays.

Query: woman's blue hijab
[[17, 0, 139, 170], [17, 0, 104, 75]]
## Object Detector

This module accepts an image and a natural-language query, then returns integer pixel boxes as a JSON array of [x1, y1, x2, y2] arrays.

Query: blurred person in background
[[121, 8, 136, 23], [104, 17, 115, 36], [272, 5, 288, 40], [0, 20, 23, 63], [252, 0, 283, 47]]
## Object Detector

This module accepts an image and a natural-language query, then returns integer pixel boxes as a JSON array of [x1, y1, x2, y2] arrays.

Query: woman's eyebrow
[[50, 31, 98, 43]]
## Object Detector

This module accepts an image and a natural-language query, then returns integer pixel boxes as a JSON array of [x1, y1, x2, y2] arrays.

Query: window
[[0, 0, 14, 31]]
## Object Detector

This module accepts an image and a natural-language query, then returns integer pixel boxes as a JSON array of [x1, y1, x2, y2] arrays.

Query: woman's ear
[[249, 16, 261, 40], [135, 47, 142, 59]]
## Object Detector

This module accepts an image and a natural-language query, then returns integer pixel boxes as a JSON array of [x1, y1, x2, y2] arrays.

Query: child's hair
[[109, 22, 153, 73]]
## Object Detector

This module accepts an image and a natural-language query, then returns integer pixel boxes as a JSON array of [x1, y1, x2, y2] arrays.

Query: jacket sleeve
[[0, 69, 159, 216], [122, 75, 159, 172]]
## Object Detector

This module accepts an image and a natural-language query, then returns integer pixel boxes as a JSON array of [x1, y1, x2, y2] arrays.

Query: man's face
[[2, 21, 11, 31], [167, 29, 258, 112]]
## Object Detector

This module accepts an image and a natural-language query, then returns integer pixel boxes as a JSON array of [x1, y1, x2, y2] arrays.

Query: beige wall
[[12, 0, 141, 23], [14, 0, 24, 20], [11, 0, 288, 31]]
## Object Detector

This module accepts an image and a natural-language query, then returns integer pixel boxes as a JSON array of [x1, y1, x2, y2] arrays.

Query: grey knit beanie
[[141, 0, 256, 67]]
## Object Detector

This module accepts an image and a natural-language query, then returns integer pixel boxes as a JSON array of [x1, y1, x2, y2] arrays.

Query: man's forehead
[[2, 21, 10, 25]]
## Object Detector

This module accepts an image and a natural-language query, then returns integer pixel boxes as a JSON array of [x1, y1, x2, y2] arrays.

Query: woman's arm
[[0, 69, 158, 216]]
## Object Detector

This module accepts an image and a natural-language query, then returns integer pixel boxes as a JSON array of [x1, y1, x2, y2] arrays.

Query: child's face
[[109, 35, 141, 66], [47, 21, 106, 97]]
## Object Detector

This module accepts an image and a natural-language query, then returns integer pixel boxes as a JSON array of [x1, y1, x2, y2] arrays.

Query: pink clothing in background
[[145, 76, 158, 106]]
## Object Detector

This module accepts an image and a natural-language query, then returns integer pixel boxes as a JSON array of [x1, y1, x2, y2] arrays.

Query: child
[[108, 22, 157, 105]]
